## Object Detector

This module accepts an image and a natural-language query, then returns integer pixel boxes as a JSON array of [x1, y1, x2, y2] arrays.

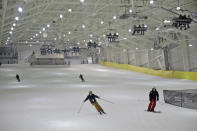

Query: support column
[[147, 49, 152, 68], [181, 42, 190, 71], [135, 51, 140, 66], [103, 47, 108, 61], [122, 49, 128, 64], [162, 47, 170, 70]]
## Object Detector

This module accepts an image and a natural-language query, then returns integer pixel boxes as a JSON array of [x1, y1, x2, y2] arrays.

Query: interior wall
[[100, 42, 197, 72], [168, 45, 184, 71], [188, 40, 197, 72]]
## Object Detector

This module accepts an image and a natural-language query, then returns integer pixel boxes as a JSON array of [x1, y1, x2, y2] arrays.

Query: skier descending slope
[[16, 74, 20, 82], [79, 74, 85, 82], [84, 91, 106, 115], [147, 87, 159, 112]]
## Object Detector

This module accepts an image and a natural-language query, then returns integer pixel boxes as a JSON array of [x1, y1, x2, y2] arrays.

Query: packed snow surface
[[0, 64, 197, 131]]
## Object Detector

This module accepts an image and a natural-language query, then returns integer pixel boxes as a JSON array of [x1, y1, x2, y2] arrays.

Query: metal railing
[[163, 89, 197, 110]]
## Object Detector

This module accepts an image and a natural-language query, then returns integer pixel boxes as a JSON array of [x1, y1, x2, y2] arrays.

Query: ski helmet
[[152, 86, 156, 90]]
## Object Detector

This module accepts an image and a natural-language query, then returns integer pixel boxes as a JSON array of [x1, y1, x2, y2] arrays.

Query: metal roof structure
[[0, 0, 197, 50]]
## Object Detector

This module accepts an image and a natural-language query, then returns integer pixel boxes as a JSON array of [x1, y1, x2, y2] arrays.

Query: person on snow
[[16, 74, 20, 82], [84, 91, 106, 115], [79, 74, 85, 82], [148, 87, 159, 112]]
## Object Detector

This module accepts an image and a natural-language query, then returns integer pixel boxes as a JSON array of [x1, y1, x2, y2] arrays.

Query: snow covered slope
[[0, 64, 197, 131]]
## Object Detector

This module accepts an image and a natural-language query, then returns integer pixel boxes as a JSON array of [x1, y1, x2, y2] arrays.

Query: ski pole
[[77, 102, 84, 114], [100, 98, 114, 104]]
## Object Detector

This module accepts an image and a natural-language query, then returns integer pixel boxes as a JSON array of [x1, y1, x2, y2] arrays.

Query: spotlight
[[150, 0, 154, 4], [15, 17, 19, 21], [176, 6, 181, 10], [60, 14, 63, 19], [18, 7, 23, 13], [82, 24, 86, 28], [68, 9, 72, 13], [80, 0, 85, 3]]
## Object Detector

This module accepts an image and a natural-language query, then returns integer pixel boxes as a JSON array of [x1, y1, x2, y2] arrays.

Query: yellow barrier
[[100, 61, 197, 81]]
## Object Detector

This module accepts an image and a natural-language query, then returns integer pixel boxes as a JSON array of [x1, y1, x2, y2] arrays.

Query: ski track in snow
[[0, 64, 197, 131]]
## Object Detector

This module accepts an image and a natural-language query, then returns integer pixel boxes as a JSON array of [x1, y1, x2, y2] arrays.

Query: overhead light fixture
[[30, 38, 33, 40], [29, 44, 32, 47], [189, 44, 192, 47], [54, 38, 56, 40], [15, 17, 19, 21], [80, 0, 85, 3], [151, 48, 154, 51], [129, 9, 132, 13], [63, 34, 66, 37], [84, 40, 86, 42], [123, 38, 127, 40], [89, 34, 93, 37], [18, 7, 23, 13], [144, 25, 148, 28], [136, 48, 138, 50], [9, 31, 13, 34], [155, 27, 159, 30], [5, 42, 8, 45], [68, 31, 71, 34], [176, 6, 181, 10], [150, 0, 154, 4], [13, 23, 16, 27], [101, 20, 104, 24], [113, 16, 117, 20], [128, 29, 131, 32], [39, 31, 42, 34], [47, 24, 50, 28], [11, 27, 14, 30], [163, 20, 171, 24], [90, 39, 93, 42], [77, 42, 80, 45], [36, 33, 38, 36], [26, 41, 28, 44], [82, 24, 86, 28], [116, 33, 119, 35], [60, 14, 63, 19], [42, 28, 45, 31], [68, 9, 72, 13]]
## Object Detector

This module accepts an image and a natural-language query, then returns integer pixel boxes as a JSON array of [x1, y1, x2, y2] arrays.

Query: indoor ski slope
[[0, 64, 197, 131]]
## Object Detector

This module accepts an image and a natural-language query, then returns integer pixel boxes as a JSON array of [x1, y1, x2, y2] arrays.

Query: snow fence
[[163, 89, 197, 110]]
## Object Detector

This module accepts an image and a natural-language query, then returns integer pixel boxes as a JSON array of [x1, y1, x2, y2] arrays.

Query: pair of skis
[[144, 110, 161, 113]]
